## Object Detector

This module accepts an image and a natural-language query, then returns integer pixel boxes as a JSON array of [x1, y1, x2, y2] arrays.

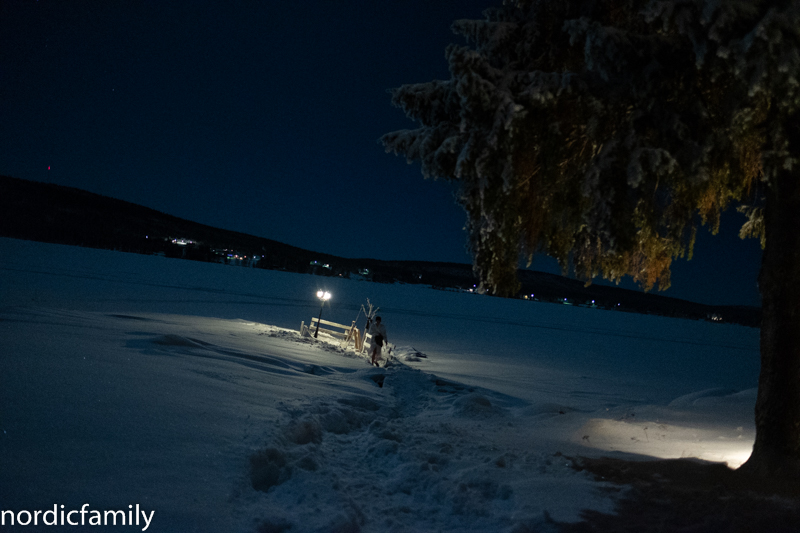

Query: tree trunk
[[741, 124, 800, 477]]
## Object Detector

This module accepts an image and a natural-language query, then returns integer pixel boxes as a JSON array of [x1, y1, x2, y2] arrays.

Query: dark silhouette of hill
[[0, 175, 759, 326], [0, 174, 328, 271]]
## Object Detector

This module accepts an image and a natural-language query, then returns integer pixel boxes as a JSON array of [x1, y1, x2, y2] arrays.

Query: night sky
[[1, 0, 763, 307]]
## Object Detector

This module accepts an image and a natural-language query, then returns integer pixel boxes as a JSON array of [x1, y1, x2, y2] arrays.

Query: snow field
[[0, 238, 761, 532]]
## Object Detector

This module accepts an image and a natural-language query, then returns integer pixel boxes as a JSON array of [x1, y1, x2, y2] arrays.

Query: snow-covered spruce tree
[[382, 0, 800, 478]]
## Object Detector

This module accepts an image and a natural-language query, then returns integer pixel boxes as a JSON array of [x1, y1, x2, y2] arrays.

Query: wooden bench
[[300, 318, 364, 350]]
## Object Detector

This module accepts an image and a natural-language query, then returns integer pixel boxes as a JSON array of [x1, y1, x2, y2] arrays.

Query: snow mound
[[153, 334, 213, 348], [392, 345, 429, 362], [452, 393, 506, 418], [668, 388, 756, 407]]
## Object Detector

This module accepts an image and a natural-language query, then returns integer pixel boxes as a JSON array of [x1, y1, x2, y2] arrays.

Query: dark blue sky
[[1, 0, 763, 307]]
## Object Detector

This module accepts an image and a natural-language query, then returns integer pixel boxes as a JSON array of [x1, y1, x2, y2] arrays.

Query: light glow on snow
[[577, 388, 758, 468], [579, 418, 754, 468]]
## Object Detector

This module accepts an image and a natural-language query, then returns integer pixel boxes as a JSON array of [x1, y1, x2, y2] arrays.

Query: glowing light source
[[313, 291, 331, 338]]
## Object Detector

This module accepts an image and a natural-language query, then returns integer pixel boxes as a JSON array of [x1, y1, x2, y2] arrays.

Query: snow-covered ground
[[0, 238, 760, 532]]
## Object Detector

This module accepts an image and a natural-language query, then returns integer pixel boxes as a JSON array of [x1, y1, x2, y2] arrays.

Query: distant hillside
[[0, 174, 333, 271], [0, 175, 760, 327]]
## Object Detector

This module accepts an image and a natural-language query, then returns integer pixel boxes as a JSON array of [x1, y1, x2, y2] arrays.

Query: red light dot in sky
[[48, 166, 51, 170]]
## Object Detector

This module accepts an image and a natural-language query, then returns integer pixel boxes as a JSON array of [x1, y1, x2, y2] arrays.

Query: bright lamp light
[[313, 291, 331, 338]]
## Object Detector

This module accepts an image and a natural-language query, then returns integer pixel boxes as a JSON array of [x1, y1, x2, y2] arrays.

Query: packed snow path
[[239, 341, 597, 532]]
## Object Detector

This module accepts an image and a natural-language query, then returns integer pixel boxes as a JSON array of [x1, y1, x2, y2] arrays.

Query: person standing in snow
[[368, 316, 388, 366]]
